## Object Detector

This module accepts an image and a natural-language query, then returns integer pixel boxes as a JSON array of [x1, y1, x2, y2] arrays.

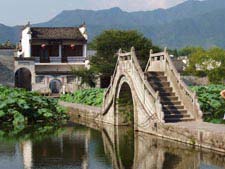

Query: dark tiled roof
[[30, 27, 86, 41]]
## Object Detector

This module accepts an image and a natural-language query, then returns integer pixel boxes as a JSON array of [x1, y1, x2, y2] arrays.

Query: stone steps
[[161, 100, 182, 105], [165, 117, 194, 123], [155, 87, 173, 93], [160, 96, 178, 101], [146, 71, 194, 123], [163, 109, 188, 114], [164, 114, 191, 119], [163, 105, 185, 109]]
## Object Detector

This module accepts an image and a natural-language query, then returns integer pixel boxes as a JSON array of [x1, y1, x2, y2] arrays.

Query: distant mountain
[[0, 24, 21, 44], [1, 0, 225, 48]]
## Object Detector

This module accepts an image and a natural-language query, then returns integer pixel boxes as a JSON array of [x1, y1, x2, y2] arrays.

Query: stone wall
[[182, 76, 209, 86], [139, 122, 225, 153], [59, 101, 102, 121]]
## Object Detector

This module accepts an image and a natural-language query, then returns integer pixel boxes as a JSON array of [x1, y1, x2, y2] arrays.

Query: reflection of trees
[[162, 153, 181, 169], [116, 127, 134, 169]]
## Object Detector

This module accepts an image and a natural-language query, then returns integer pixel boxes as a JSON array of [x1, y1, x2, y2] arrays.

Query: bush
[[60, 88, 105, 107], [186, 47, 225, 84], [191, 85, 225, 124], [0, 85, 68, 130]]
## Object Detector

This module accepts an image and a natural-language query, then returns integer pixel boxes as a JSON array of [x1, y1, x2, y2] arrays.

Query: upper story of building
[[16, 23, 88, 65]]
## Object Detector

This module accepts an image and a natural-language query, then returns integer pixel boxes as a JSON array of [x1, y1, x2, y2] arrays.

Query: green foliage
[[191, 85, 225, 124], [71, 68, 96, 88], [90, 30, 161, 86], [117, 91, 134, 125], [178, 46, 204, 56], [0, 85, 69, 130], [60, 88, 105, 107], [186, 47, 225, 84]]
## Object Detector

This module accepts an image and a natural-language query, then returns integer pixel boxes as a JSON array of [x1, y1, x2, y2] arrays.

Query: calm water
[[0, 122, 224, 169]]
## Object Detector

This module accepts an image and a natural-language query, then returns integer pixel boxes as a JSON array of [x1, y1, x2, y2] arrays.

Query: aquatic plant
[[0, 85, 69, 130], [191, 85, 225, 124], [60, 88, 105, 107]]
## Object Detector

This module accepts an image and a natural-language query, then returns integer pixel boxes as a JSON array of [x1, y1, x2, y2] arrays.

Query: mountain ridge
[[0, 0, 225, 48]]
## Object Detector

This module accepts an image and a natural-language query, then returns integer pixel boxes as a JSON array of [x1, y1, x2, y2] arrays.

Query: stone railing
[[34, 56, 85, 63], [146, 48, 203, 120], [102, 49, 121, 115], [50, 57, 61, 63], [130, 47, 164, 121], [67, 56, 85, 63], [102, 47, 164, 122]]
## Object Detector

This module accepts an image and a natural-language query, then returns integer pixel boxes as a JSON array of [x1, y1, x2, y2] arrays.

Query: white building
[[14, 23, 89, 93]]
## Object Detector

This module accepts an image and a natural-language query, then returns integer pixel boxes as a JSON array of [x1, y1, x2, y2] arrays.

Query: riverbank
[[60, 101, 225, 153]]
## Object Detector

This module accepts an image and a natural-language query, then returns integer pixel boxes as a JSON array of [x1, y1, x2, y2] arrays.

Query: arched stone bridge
[[102, 47, 202, 131]]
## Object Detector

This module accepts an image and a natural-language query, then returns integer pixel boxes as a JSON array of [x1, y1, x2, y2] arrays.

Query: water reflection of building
[[20, 128, 90, 169]]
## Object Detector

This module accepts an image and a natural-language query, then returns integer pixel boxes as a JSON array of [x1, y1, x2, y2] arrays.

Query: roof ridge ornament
[[22, 21, 31, 30]]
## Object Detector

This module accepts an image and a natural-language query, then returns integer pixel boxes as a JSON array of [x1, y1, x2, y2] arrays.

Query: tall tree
[[90, 30, 161, 87]]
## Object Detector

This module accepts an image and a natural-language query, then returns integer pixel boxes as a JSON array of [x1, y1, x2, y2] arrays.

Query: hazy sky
[[0, 0, 187, 26]]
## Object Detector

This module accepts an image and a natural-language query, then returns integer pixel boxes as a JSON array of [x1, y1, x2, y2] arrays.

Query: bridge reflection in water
[[0, 122, 224, 169]]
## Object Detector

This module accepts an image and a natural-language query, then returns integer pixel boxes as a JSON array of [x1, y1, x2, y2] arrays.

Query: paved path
[[167, 121, 225, 134]]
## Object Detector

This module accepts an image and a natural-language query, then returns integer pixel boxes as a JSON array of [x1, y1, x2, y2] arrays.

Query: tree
[[186, 47, 225, 84], [178, 46, 204, 56], [90, 30, 161, 87]]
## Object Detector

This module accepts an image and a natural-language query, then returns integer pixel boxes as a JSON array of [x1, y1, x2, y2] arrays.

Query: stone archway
[[49, 79, 62, 94], [15, 68, 32, 91]]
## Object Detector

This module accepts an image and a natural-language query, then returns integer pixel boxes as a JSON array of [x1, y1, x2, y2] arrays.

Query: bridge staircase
[[146, 71, 193, 122]]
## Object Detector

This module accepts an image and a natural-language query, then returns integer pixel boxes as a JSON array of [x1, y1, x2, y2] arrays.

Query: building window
[[36, 76, 45, 83]]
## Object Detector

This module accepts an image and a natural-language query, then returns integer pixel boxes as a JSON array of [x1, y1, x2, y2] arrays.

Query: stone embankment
[[60, 101, 102, 121], [60, 101, 225, 153]]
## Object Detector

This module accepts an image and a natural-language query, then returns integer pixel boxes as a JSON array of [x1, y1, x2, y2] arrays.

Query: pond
[[0, 121, 224, 169]]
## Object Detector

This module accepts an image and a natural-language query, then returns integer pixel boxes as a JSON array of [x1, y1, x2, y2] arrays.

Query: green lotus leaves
[[191, 85, 225, 124], [60, 88, 105, 107], [0, 85, 69, 130]]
